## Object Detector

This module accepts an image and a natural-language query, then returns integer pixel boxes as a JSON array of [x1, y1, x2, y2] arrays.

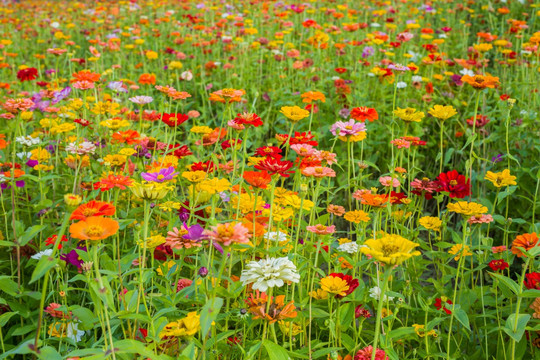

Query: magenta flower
[[141, 166, 178, 182]]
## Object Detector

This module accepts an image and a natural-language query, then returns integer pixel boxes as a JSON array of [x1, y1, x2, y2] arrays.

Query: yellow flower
[[230, 193, 264, 214], [130, 181, 172, 201], [182, 171, 207, 183], [198, 178, 232, 194], [419, 216, 442, 232], [264, 205, 294, 222], [428, 105, 457, 121], [156, 260, 176, 276], [30, 148, 51, 162], [447, 201, 487, 217], [159, 312, 200, 338], [145, 50, 158, 60], [248, 157, 265, 166], [281, 194, 314, 211], [344, 210, 371, 223], [361, 234, 421, 266], [190, 126, 213, 134], [103, 154, 127, 167], [169, 61, 183, 70], [100, 118, 130, 129], [320, 276, 349, 297], [338, 238, 351, 245], [159, 201, 182, 212], [119, 148, 137, 156], [448, 244, 472, 261], [393, 107, 425, 123], [50, 123, 76, 135], [279, 321, 303, 336], [279, 106, 310, 122], [484, 169, 517, 188], [142, 234, 166, 249], [413, 324, 438, 337], [309, 288, 328, 300], [64, 193, 82, 206]]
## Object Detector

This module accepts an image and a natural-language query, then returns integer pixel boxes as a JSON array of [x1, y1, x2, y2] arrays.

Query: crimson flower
[[524, 272, 540, 290], [189, 160, 215, 173], [435, 170, 471, 198], [255, 146, 282, 159], [254, 158, 294, 177], [434, 297, 453, 315], [329, 273, 359, 299], [169, 144, 192, 159], [235, 112, 263, 127], [17, 68, 38, 82], [162, 113, 188, 127], [488, 259, 509, 272]]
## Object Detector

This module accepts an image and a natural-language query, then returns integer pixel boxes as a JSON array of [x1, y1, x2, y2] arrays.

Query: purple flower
[[141, 166, 178, 182], [198, 267, 209, 277], [362, 46, 374, 58], [129, 96, 153, 105], [491, 154, 503, 163], [450, 74, 463, 86], [330, 120, 366, 137], [60, 246, 86, 269], [52, 87, 72, 104], [183, 223, 205, 241], [338, 108, 351, 119]]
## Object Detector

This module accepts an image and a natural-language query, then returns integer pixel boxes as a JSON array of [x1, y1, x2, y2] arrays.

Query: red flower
[[222, 139, 242, 150], [329, 273, 359, 299], [162, 113, 188, 127], [488, 259, 509, 272], [289, 131, 318, 146], [45, 235, 69, 249], [355, 305, 372, 319], [387, 191, 407, 204], [305, 103, 319, 114], [169, 144, 192, 159], [235, 112, 263, 127], [335, 67, 347, 74], [112, 130, 140, 145], [17, 68, 38, 82], [189, 161, 215, 173], [524, 272, 540, 290], [434, 297, 452, 315], [350, 107, 378, 122], [254, 158, 294, 177], [435, 170, 471, 198], [255, 146, 282, 159], [243, 171, 272, 189], [74, 118, 92, 127], [500, 94, 510, 101]]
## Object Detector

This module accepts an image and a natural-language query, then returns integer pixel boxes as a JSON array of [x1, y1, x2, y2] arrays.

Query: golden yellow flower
[[103, 154, 127, 167], [190, 126, 213, 134], [484, 169, 517, 188], [156, 260, 176, 276], [130, 181, 172, 201], [230, 193, 264, 214], [64, 193, 82, 207], [320, 276, 349, 297], [198, 178, 232, 194], [309, 288, 328, 300], [393, 107, 425, 123], [344, 210, 371, 223], [419, 216, 442, 232], [182, 171, 207, 183], [361, 234, 420, 266], [30, 148, 51, 162], [279, 106, 310, 122], [448, 244, 472, 261], [159, 312, 200, 338], [279, 321, 303, 336], [447, 201, 488, 217], [100, 118, 130, 129], [428, 105, 457, 121]]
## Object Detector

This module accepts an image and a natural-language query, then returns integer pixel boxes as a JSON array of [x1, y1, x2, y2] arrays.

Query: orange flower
[[71, 70, 101, 83], [195, 128, 227, 146], [511, 233, 539, 258], [69, 216, 119, 241], [112, 130, 140, 145], [209, 88, 245, 103], [360, 193, 389, 207], [138, 73, 156, 85], [0, 134, 8, 150], [70, 201, 116, 221], [246, 292, 297, 323], [350, 107, 378, 122], [461, 74, 499, 90], [301, 91, 326, 103], [243, 171, 272, 189]]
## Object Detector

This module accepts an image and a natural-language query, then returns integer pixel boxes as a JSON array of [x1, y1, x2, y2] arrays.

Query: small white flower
[[459, 68, 475, 77], [338, 242, 359, 254], [370, 23, 381, 27], [396, 82, 407, 89], [0, 174, 7, 183], [67, 322, 85, 342], [180, 71, 193, 81], [438, 34, 447, 39], [240, 257, 300, 292], [369, 286, 395, 302], [411, 75, 423, 83], [331, 76, 341, 81], [50, 22, 60, 29], [31, 249, 53, 260], [16, 152, 32, 160], [16, 136, 40, 146], [264, 231, 288, 242]]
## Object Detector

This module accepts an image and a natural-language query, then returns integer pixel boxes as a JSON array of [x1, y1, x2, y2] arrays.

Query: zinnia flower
[[70, 201, 116, 221], [240, 257, 300, 292], [447, 201, 488, 217], [484, 169, 517, 188], [279, 106, 310, 122], [511, 233, 539, 258], [350, 106, 378, 122], [361, 234, 420, 266], [461, 74, 499, 89], [205, 222, 251, 247], [69, 216, 119, 241], [354, 346, 388, 360], [159, 312, 200, 338], [435, 170, 471, 198], [428, 105, 457, 120]]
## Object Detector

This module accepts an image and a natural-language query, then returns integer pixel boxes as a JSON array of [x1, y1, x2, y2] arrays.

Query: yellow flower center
[[86, 225, 103, 237]]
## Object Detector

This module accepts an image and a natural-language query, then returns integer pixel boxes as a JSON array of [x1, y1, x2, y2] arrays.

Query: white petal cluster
[[16, 136, 40, 146], [369, 286, 395, 302], [263, 231, 288, 242], [66, 141, 97, 155], [240, 257, 300, 292], [31, 249, 53, 260], [338, 242, 359, 254]]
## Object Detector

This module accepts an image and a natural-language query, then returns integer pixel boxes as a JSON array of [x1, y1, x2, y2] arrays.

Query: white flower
[[240, 257, 300, 292], [396, 82, 407, 89], [66, 141, 96, 155], [180, 71, 193, 81], [16, 135, 40, 146], [438, 34, 447, 39], [459, 68, 475, 77], [0, 174, 7, 183], [66, 322, 85, 342], [264, 231, 288, 242], [31, 249, 53, 260], [129, 96, 153, 105], [16, 152, 32, 160], [370, 23, 381, 27], [50, 22, 60, 29], [411, 75, 423, 83], [331, 76, 341, 81], [338, 242, 359, 254], [407, 51, 420, 62], [369, 286, 394, 302]]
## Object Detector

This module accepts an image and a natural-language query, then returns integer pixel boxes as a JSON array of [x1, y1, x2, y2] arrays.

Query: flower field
[[1, 0, 540, 359]]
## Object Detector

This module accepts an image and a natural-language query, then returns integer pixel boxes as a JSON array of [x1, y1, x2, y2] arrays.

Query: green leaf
[[454, 308, 471, 331], [0, 311, 18, 327], [490, 272, 520, 295], [12, 324, 35, 336], [30, 256, 58, 284], [18, 225, 47, 246], [312, 346, 343, 359], [36, 347, 62, 360], [200, 297, 223, 337], [387, 327, 416, 341], [262, 340, 292, 360], [504, 314, 530, 342], [0, 276, 20, 296], [520, 289, 540, 298]]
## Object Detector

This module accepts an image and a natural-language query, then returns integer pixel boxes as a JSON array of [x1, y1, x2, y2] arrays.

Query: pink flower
[[176, 278, 193, 292], [354, 346, 388, 360], [411, 178, 438, 193], [379, 176, 400, 188], [301, 166, 336, 178], [313, 150, 337, 165], [165, 227, 202, 250], [390, 138, 411, 149], [72, 80, 95, 90], [468, 214, 494, 224], [330, 120, 366, 137], [291, 144, 315, 157], [352, 189, 372, 200], [306, 224, 336, 235], [227, 119, 245, 130], [187, 110, 200, 118], [492, 245, 507, 254], [205, 222, 251, 247]]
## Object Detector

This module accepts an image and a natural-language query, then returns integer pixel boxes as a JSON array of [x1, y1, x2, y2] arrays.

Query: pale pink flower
[[492, 245, 507, 253], [165, 227, 202, 250], [72, 81, 95, 90], [3, 98, 35, 113], [187, 110, 200, 118], [379, 176, 400, 188], [468, 214, 494, 224], [227, 119, 245, 130], [205, 222, 251, 247], [47, 48, 68, 55], [313, 150, 337, 165], [302, 166, 336, 178], [0, 113, 15, 119], [291, 144, 314, 157], [411, 178, 438, 193], [390, 138, 411, 149], [306, 224, 336, 235]]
